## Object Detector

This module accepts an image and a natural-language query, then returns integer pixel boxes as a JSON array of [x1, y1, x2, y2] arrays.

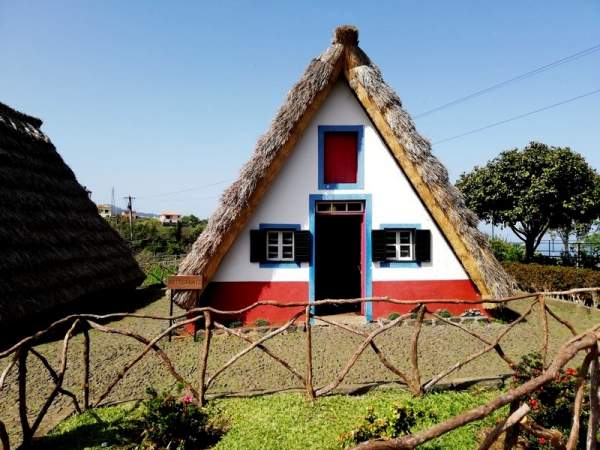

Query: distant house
[[0, 101, 144, 327], [159, 211, 181, 226], [176, 26, 515, 325], [97, 204, 112, 218]]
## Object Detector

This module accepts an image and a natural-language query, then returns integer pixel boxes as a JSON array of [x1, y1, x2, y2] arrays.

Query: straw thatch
[[0, 101, 144, 324], [176, 25, 515, 309]]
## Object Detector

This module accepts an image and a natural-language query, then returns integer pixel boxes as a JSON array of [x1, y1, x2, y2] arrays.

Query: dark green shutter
[[250, 230, 266, 262], [294, 230, 311, 263], [372, 230, 387, 261], [415, 229, 431, 262]]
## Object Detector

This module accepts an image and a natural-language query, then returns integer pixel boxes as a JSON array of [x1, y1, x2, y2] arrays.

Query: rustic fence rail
[[1, 287, 600, 449]]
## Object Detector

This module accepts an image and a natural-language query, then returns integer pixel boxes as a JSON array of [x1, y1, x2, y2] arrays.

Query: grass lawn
[[35, 388, 507, 450]]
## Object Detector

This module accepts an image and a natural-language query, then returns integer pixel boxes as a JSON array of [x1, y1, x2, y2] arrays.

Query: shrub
[[338, 403, 431, 448], [511, 352, 585, 449], [225, 320, 243, 329], [503, 262, 600, 301], [140, 388, 223, 449], [387, 312, 401, 321], [435, 309, 452, 318], [254, 319, 269, 327], [489, 237, 524, 262]]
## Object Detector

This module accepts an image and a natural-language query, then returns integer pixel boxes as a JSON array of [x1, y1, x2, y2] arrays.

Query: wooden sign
[[167, 275, 203, 290]]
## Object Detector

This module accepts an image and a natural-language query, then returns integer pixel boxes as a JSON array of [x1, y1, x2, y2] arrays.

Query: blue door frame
[[308, 193, 373, 322]]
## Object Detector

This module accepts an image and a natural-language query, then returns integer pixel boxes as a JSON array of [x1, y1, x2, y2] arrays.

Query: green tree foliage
[[456, 142, 600, 260], [107, 215, 207, 255]]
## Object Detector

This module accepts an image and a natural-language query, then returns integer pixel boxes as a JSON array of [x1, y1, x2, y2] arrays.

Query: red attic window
[[323, 131, 358, 184]]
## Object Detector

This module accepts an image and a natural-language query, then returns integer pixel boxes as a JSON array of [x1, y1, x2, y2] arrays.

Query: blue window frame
[[258, 223, 301, 268], [318, 125, 364, 190], [379, 223, 422, 268]]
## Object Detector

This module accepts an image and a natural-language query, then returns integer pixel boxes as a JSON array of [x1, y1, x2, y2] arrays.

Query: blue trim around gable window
[[309, 194, 373, 322], [379, 223, 422, 268], [259, 223, 301, 268], [318, 125, 364, 190]]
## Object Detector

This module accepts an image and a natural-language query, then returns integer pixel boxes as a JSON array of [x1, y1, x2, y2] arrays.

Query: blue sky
[[1, 1, 599, 233]]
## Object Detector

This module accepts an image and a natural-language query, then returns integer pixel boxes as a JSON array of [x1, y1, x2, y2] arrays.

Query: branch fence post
[[82, 325, 90, 411], [17, 348, 31, 449], [587, 344, 599, 450], [503, 400, 521, 450], [538, 294, 549, 368], [198, 311, 212, 407], [411, 305, 425, 395], [305, 305, 315, 400]]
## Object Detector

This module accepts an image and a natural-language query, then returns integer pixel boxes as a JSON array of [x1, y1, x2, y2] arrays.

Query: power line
[[136, 178, 234, 199], [432, 87, 600, 145], [414, 43, 600, 119]]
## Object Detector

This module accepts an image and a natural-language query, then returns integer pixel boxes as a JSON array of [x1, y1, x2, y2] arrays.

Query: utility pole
[[123, 195, 135, 242], [110, 186, 115, 217]]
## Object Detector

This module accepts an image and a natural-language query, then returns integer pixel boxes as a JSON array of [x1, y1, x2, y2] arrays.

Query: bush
[[140, 388, 222, 449], [435, 309, 452, 318], [338, 403, 432, 448], [254, 319, 269, 327], [511, 352, 585, 449], [503, 262, 600, 299], [387, 312, 401, 321], [489, 237, 525, 262]]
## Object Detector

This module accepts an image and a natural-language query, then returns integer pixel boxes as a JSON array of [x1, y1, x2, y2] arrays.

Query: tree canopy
[[456, 142, 600, 260]]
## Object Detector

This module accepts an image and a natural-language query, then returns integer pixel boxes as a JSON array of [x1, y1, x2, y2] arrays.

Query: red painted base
[[184, 279, 483, 332], [371, 280, 482, 317], [192, 281, 308, 330]]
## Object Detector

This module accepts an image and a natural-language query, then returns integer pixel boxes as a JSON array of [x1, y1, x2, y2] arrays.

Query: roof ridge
[[0, 101, 43, 129]]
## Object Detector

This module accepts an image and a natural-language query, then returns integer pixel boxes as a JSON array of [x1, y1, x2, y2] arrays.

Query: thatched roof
[[0, 101, 144, 324], [176, 25, 515, 308]]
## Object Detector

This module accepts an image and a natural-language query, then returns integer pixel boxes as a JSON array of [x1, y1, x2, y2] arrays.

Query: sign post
[[167, 275, 203, 341]]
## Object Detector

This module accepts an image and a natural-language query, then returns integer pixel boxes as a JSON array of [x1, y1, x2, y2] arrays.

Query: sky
[[1, 1, 599, 236]]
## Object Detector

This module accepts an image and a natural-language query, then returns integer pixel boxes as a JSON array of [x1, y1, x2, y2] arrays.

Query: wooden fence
[[1, 287, 600, 450]]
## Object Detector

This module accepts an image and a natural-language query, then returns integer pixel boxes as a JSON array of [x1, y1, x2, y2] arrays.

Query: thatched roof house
[[0, 101, 144, 325], [176, 26, 515, 322]]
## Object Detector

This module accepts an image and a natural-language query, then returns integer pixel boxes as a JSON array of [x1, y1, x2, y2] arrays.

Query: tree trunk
[[525, 236, 536, 261]]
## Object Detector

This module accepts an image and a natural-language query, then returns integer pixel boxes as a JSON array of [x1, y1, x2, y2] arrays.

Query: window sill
[[259, 261, 302, 268], [379, 260, 421, 268]]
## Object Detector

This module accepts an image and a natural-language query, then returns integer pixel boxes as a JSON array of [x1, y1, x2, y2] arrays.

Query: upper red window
[[323, 131, 358, 184]]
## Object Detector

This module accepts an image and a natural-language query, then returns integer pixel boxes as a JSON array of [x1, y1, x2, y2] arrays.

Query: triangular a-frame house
[[177, 26, 515, 324]]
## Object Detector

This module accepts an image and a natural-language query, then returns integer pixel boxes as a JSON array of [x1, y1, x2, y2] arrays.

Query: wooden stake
[[538, 295, 549, 368], [82, 326, 90, 410], [198, 311, 212, 407], [586, 344, 599, 450], [305, 306, 315, 400], [410, 305, 425, 395], [17, 348, 31, 448]]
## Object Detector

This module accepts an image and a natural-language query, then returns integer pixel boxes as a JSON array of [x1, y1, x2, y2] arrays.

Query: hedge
[[503, 262, 600, 293]]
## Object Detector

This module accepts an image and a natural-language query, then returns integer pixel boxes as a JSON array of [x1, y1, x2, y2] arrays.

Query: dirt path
[[1, 292, 598, 447]]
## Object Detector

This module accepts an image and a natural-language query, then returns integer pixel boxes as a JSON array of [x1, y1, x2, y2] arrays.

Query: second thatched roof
[[176, 25, 516, 308], [0, 101, 144, 324]]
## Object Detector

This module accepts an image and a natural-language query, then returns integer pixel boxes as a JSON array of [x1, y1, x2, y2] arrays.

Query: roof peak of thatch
[[175, 26, 516, 309], [0, 101, 43, 129], [333, 25, 359, 46]]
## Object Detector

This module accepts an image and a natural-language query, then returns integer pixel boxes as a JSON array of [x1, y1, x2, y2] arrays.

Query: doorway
[[314, 203, 363, 315]]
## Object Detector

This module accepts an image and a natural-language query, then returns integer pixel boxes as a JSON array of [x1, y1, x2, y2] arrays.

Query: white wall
[[213, 81, 469, 282]]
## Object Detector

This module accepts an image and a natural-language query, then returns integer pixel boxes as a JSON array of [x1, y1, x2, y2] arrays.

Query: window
[[318, 126, 364, 189], [372, 228, 431, 264], [251, 227, 311, 265], [385, 230, 414, 261], [324, 132, 358, 184], [266, 230, 295, 261], [316, 201, 364, 213]]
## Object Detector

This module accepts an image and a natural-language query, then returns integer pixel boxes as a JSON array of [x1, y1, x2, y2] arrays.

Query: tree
[[456, 142, 600, 260]]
